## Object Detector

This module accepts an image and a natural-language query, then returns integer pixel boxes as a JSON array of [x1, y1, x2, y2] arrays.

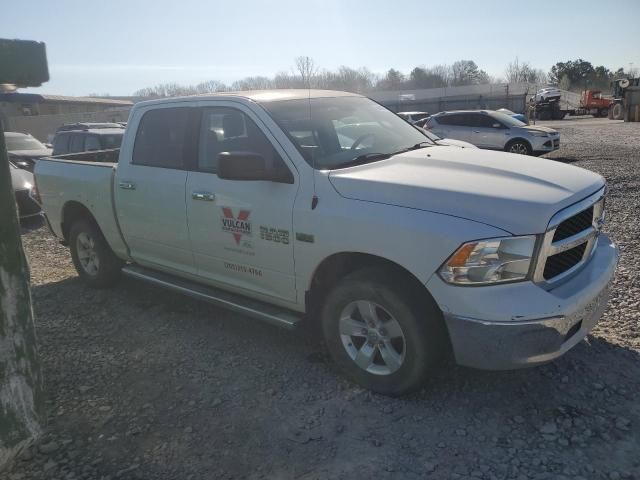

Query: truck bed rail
[[49, 148, 120, 164]]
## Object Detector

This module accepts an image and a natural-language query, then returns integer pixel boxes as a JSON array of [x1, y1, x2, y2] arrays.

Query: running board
[[121, 265, 302, 329]]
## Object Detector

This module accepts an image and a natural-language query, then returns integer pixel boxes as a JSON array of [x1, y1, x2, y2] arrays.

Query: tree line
[[132, 56, 638, 98]]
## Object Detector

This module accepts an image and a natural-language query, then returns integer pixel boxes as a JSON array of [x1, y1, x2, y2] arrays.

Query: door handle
[[473, 130, 481, 133], [119, 181, 136, 190], [191, 191, 215, 201]]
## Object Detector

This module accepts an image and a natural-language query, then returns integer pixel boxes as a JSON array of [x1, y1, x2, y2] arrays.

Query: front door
[[185, 104, 299, 303], [115, 106, 195, 275], [471, 113, 507, 149]]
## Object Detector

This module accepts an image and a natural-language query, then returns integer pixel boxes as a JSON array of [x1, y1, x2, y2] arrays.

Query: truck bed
[[35, 156, 129, 258]]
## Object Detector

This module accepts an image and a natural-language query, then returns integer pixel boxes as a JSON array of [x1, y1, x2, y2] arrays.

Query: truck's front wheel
[[321, 268, 445, 396], [69, 219, 122, 288]]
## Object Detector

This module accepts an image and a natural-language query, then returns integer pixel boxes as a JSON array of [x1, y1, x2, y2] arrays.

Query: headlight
[[532, 132, 549, 137], [439, 236, 537, 285]]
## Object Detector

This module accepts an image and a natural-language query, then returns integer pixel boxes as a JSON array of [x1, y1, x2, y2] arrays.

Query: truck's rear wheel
[[321, 268, 445, 396], [69, 219, 122, 288]]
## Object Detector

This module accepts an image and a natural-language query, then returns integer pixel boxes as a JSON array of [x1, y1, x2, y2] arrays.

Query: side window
[[53, 134, 69, 155], [437, 114, 464, 126], [133, 107, 190, 169], [198, 107, 289, 178], [475, 114, 499, 128], [85, 135, 101, 151], [69, 134, 85, 153], [456, 114, 476, 127]]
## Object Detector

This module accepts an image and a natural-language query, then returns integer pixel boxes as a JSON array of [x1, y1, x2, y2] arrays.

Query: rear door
[[470, 113, 507, 149], [114, 106, 197, 275], [185, 103, 298, 303], [434, 113, 473, 142]]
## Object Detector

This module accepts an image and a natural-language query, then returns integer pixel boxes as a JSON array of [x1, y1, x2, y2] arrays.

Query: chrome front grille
[[533, 188, 606, 286]]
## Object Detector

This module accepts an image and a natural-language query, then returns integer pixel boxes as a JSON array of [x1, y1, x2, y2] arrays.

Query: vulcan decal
[[221, 207, 252, 245]]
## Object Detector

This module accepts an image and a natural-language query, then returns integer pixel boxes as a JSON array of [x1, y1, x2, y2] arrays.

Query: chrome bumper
[[436, 234, 618, 370]]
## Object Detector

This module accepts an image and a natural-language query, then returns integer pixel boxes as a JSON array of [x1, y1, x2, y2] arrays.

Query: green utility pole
[[0, 38, 48, 470]]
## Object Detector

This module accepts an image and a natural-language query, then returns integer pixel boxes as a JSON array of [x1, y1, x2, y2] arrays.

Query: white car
[[35, 90, 617, 395], [427, 110, 560, 155], [535, 88, 562, 102], [397, 111, 430, 124]]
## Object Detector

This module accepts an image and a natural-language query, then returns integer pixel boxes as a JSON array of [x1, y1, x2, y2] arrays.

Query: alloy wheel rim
[[338, 300, 406, 375], [76, 232, 100, 276], [510, 143, 528, 155]]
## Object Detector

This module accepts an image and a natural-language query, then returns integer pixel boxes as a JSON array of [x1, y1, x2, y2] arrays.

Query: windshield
[[262, 96, 433, 169], [490, 111, 526, 127], [5, 134, 46, 151]]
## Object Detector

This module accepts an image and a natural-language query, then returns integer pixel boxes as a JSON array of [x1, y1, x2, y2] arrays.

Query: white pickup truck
[[34, 90, 618, 395]]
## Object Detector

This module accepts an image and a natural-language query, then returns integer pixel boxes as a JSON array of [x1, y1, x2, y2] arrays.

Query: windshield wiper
[[337, 152, 392, 169], [392, 141, 432, 155]]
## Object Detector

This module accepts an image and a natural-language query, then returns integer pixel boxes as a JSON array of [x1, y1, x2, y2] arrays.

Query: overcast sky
[[6, 0, 640, 96]]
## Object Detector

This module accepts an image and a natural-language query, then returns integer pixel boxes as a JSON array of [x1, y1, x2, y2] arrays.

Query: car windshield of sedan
[[5, 134, 47, 151], [263, 96, 434, 169]]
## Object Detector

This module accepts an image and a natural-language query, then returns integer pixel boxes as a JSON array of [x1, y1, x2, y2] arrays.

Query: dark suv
[[52, 127, 124, 156]]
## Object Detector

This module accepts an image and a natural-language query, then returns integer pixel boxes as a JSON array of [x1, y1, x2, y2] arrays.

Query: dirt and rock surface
[[7, 118, 640, 479]]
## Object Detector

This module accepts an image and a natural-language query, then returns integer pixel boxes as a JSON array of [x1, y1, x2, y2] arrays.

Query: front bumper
[[426, 234, 618, 370], [15, 189, 42, 218], [532, 135, 560, 152]]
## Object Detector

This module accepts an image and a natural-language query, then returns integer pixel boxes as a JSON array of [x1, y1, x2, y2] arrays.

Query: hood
[[518, 125, 558, 135], [10, 165, 34, 191], [8, 148, 53, 158], [328, 147, 604, 234]]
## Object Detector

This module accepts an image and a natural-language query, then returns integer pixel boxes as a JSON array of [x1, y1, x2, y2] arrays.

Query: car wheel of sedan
[[69, 219, 122, 288], [321, 267, 446, 396], [506, 140, 532, 156]]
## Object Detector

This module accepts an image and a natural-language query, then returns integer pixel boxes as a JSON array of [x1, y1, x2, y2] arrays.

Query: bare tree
[[294, 56, 318, 87], [505, 58, 541, 83], [231, 76, 273, 91], [450, 60, 482, 86], [195, 80, 228, 93], [272, 71, 297, 89]]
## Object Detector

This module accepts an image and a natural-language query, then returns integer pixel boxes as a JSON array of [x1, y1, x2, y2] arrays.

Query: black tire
[[69, 219, 122, 288], [505, 139, 532, 156], [538, 110, 552, 121], [612, 103, 624, 120], [321, 267, 446, 396]]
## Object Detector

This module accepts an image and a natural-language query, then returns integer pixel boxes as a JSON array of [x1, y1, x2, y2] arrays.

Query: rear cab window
[[132, 108, 192, 169]]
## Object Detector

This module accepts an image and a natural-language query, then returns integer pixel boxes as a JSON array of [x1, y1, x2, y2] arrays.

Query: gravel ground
[[7, 118, 640, 480]]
